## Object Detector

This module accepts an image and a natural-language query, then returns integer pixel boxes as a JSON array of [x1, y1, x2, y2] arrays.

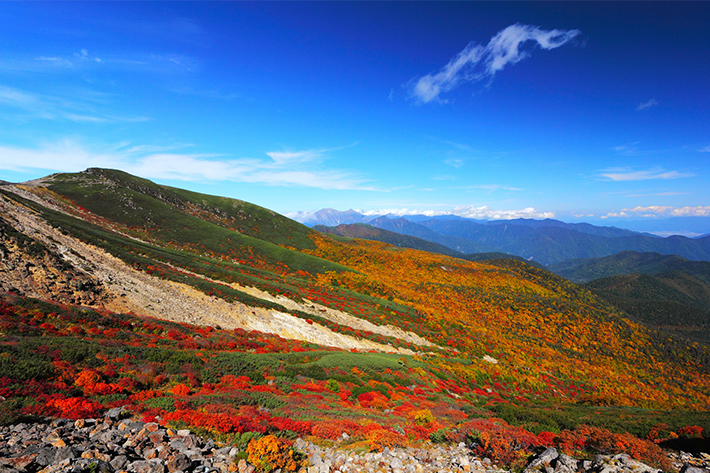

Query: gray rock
[[528, 448, 560, 470], [35, 446, 58, 466], [110, 454, 128, 470], [169, 439, 188, 452], [130, 458, 167, 473], [555, 454, 578, 473], [680, 465, 710, 473], [167, 453, 191, 473], [106, 406, 127, 420]]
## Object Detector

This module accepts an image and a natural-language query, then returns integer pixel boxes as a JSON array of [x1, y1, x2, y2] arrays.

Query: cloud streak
[[0, 140, 373, 191], [0, 84, 148, 123], [410, 24, 580, 104], [636, 98, 659, 111], [598, 168, 694, 181]]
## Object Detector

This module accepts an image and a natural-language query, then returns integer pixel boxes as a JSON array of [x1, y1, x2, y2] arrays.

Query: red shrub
[[171, 383, 190, 396], [678, 425, 704, 439], [47, 396, 102, 419]]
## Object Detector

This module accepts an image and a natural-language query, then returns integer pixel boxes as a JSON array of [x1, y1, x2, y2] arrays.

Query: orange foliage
[[171, 383, 190, 396], [74, 369, 102, 389], [246, 435, 306, 472], [47, 396, 101, 419], [366, 428, 406, 452], [303, 233, 710, 410]]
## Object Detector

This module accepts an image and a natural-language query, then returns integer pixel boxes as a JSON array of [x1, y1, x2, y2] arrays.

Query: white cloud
[[598, 167, 694, 181], [65, 114, 109, 123], [0, 140, 374, 191], [604, 206, 710, 218], [611, 142, 642, 154], [410, 23, 580, 104], [265, 143, 358, 166], [700, 145, 710, 152], [452, 205, 553, 219], [648, 231, 705, 238], [74, 49, 102, 63], [636, 98, 659, 111], [266, 150, 321, 164], [444, 158, 464, 168], [359, 205, 554, 220]]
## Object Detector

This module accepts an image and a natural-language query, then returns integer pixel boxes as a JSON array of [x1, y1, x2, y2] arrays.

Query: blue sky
[[1, 2, 709, 230]]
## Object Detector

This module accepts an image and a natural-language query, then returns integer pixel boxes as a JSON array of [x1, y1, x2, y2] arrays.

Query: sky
[[1, 2, 709, 232]]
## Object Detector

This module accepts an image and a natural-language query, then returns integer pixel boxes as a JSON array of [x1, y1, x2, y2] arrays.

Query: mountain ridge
[[290, 208, 710, 265]]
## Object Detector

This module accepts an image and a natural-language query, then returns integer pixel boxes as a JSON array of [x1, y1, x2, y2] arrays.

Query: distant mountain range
[[292, 209, 710, 265]]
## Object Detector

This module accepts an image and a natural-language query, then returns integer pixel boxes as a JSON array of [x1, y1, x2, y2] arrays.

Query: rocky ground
[[1, 409, 708, 473]]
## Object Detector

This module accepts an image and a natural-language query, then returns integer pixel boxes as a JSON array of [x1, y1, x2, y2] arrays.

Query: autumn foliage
[[246, 435, 306, 472]]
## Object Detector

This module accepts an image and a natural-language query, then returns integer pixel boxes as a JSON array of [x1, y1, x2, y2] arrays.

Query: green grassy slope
[[42, 169, 339, 275], [585, 272, 710, 345], [48, 168, 317, 249]]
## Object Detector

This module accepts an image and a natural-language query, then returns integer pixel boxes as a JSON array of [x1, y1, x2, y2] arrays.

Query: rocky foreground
[[0, 408, 708, 473]]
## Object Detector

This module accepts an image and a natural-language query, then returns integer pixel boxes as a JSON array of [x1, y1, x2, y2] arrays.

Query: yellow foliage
[[413, 409, 434, 426]]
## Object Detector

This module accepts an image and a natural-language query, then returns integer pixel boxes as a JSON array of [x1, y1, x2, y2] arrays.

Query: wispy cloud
[[603, 206, 710, 218], [123, 143, 194, 154], [432, 174, 456, 181], [266, 150, 322, 165], [74, 49, 102, 63], [444, 158, 464, 168], [169, 86, 242, 101], [409, 23, 580, 104], [0, 139, 373, 191], [611, 142, 642, 155], [35, 49, 101, 69], [700, 145, 710, 152], [36, 56, 74, 68], [0, 84, 148, 123], [266, 143, 359, 166], [625, 192, 689, 197], [0, 85, 38, 106], [0, 49, 197, 75], [636, 98, 659, 111], [462, 184, 524, 192], [598, 167, 694, 181]]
